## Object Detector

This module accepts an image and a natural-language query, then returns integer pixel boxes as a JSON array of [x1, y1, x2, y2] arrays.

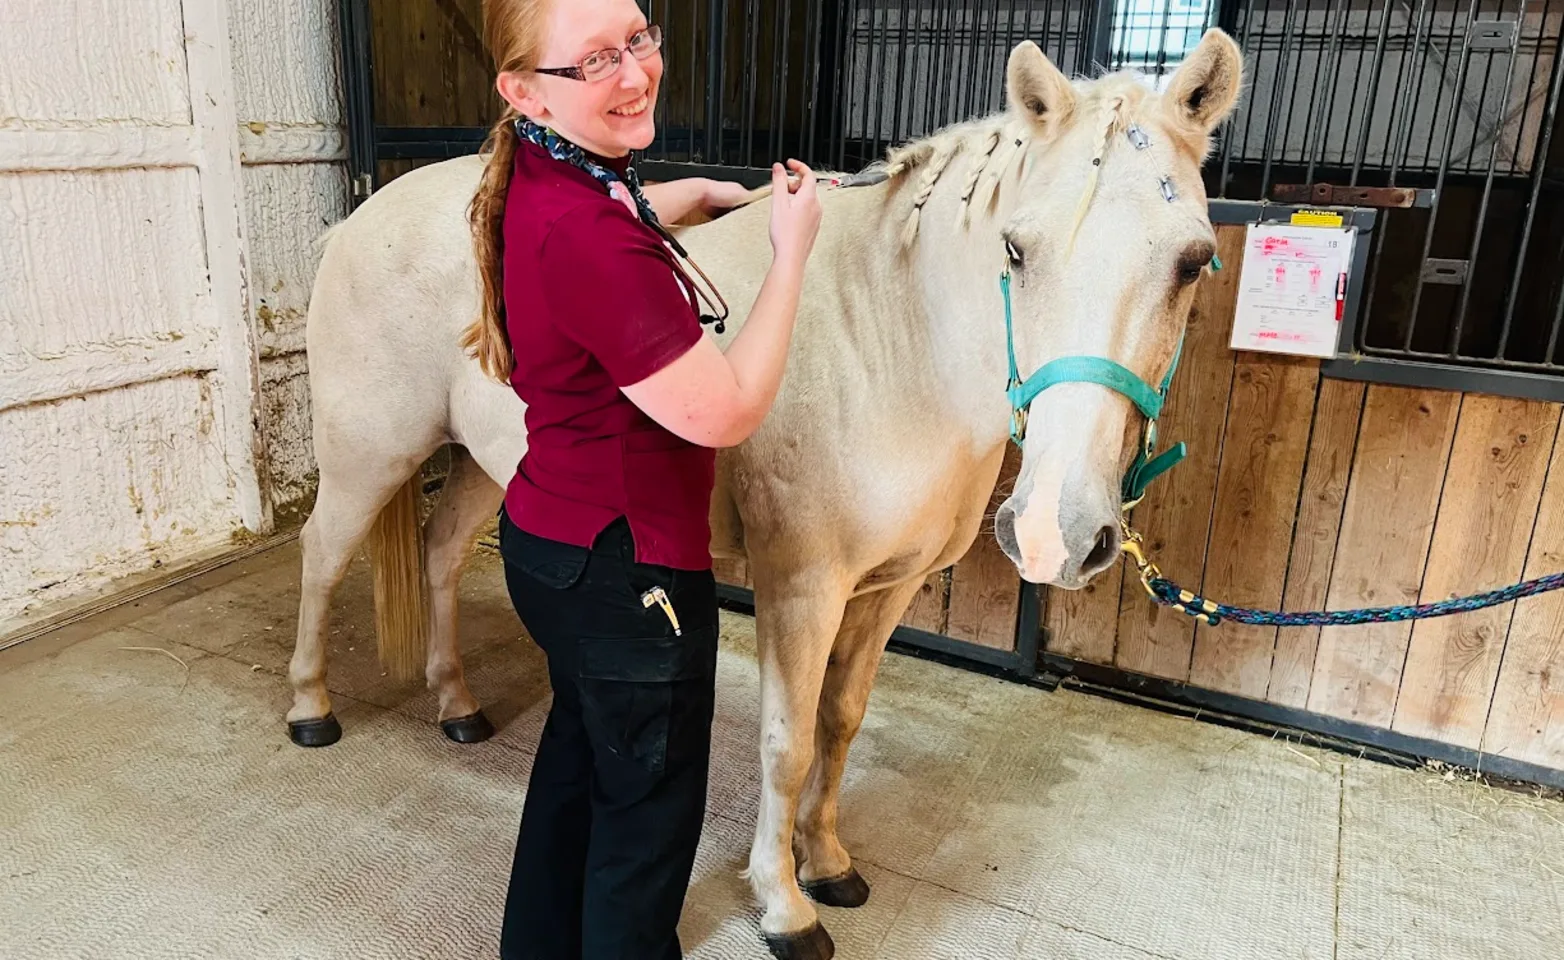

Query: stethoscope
[[645, 217, 731, 335]]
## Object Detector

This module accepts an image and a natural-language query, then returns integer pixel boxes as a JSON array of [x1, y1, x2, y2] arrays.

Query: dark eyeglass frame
[[534, 25, 663, 82]]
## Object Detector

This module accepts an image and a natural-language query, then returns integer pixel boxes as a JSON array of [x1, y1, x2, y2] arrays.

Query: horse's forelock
[[875, 67, 1209, 250]]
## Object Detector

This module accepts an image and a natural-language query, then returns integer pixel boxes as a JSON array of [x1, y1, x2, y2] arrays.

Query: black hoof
[[803, 867, 871, 908], [762, 922, 835, 960], [288, 714, 342, 748], [440, 710, 495, 744]]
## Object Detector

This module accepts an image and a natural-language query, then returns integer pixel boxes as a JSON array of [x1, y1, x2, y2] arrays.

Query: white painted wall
[[231, 0, 347, 509], [1, 0, 344, 623]]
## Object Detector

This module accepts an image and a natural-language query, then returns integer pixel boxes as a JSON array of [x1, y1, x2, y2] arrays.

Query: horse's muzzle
[[995, 497, 1121, 588]]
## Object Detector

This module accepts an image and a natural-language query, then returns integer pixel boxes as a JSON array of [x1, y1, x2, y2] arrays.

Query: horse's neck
[[886, 180, 1022, 451]]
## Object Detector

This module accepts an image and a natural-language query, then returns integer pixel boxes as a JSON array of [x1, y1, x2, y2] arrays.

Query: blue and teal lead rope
[[1145, 570, 1564, 627]]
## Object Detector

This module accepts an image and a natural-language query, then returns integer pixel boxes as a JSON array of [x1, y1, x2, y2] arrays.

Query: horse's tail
[[367, 475, 428, 683]]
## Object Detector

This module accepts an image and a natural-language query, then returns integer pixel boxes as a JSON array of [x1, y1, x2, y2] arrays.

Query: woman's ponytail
[[462, 110, 522, 383], [464, 0, 547, 382]]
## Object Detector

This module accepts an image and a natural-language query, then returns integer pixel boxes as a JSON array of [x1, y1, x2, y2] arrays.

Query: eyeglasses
[[534, 25, 663, 83]]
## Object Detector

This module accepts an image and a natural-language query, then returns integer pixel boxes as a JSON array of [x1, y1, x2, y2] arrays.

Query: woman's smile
[[607, 93, 649, 118]]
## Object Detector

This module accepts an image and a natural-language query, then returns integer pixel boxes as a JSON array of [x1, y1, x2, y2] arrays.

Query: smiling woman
[[453, 1, 822, 958]]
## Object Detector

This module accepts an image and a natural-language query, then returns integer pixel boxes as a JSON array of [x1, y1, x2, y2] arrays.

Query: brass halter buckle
[[1008, 377, 1029, 441]]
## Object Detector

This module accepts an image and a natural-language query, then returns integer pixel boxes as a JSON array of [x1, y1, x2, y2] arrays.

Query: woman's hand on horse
[[618, 160, 820, 448], [768, 159, 821, 269], [701, 179, 755, 216]]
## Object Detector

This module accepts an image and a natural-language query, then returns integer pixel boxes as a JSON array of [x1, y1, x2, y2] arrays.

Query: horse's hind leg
[[792, 579, 922, 908], [421, 445, 504, 742], [287, 459, 416, 746]]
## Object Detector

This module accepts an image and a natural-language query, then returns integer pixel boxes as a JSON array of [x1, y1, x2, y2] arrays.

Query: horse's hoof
[[440, 710, 495, 744], [762, 922, 835, 960], [288, 714, 342, 748], [803, 867, 871, 908]]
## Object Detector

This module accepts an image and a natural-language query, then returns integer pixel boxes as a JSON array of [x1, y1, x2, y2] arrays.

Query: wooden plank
[[1267, 378, 1367, 708], [1188, 353, 1319, 697], [900, 571, 951, 635], [1306, 385, 1461, 728], [1392, 397, 1559, 747], [371, 0, 497, 128], [1484, 414, 1564, 768], [1044, 569, 1125, 664], [946, 445, 1024, 651], [713, 555, 749, 589], [1113, 225, 1245, 681]]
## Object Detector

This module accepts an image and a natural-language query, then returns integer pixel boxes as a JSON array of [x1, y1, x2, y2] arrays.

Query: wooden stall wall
[[1043, 223, 1564, 775]]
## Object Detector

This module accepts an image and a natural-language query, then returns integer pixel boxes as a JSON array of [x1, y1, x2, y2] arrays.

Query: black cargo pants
[[497, 508, 719, 960]]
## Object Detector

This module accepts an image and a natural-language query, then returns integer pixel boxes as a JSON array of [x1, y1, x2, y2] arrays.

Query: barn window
[[1109, 0, 1217, 85]]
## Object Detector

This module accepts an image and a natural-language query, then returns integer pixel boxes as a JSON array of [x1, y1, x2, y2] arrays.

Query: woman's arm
[[641, 178, 755, 224], [622, 161, 821, 448]]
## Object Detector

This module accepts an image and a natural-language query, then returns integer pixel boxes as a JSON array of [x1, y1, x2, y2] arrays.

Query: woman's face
[[501, 0, 662, 157]]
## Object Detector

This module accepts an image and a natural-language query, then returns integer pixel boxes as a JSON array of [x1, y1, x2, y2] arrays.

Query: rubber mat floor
[[2, 542, 1561, 960]]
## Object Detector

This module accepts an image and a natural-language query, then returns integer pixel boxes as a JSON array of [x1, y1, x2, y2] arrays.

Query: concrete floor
[[2, 541, 1561, 960]]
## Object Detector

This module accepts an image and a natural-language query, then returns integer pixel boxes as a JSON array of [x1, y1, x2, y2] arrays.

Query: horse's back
[[306, 155, 494, 471], [310, 156, 486, 355]]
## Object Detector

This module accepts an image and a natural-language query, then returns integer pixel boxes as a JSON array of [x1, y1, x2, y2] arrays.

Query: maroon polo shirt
[[500, 140, 716, 571]]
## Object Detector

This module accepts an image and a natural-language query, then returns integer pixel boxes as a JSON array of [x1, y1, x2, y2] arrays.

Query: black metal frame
[[338, 0, 376, 203]]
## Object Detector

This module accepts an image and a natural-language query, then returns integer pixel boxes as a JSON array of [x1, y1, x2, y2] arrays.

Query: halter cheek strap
[[1001, 267, 1188, 507]]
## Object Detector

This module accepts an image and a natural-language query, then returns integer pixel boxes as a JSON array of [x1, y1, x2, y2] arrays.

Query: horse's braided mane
[[880, 73, 1148, 252]]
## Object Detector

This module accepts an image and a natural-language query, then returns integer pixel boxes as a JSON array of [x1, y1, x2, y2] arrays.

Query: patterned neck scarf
[[514, 116, 664, 230], [513, 116, 729, 332]]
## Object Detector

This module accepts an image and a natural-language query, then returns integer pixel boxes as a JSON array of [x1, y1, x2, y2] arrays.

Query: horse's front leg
[[421, 447, 504, 742], [792, 579, 922, 907], [748, 573, 852, 960]]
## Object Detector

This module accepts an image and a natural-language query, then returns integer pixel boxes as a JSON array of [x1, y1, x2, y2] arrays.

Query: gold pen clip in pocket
[[640, 586, 681, 636]]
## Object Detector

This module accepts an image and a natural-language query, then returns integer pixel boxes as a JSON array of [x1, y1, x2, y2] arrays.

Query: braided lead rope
[[1142, 571, 1564, 628], [1117, 518, 1564, 627]]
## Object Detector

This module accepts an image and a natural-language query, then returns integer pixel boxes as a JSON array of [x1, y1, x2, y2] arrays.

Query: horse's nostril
[[1081, 524, 1119, 574], [994, 503, 1020, 557]]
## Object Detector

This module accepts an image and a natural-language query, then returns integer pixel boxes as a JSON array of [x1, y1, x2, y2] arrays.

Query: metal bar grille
[[355, 0, 1564, 384]]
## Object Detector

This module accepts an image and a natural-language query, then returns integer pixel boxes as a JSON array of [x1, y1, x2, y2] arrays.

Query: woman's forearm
[[641, 179, 710, 224], [719, 253, 806, 434]]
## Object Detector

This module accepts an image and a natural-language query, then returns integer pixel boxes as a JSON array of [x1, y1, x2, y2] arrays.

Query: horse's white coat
[[290, 34, 1243, 947]]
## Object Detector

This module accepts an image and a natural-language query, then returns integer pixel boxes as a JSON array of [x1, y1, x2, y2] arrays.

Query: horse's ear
[[1006, 41, 1074, 139], [1162, 29, 1244, 133]]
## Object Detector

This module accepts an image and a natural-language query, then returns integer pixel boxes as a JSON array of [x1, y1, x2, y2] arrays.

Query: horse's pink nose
[[996, 498, 1120, 587]]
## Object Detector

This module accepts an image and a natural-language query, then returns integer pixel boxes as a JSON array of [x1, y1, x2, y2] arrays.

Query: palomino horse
[[289, 33, 1242, 958]]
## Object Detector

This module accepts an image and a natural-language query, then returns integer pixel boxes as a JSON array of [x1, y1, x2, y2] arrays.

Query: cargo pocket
[[576, 625, 718, 776]]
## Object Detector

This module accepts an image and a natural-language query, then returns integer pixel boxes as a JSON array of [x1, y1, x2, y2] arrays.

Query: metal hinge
[[352, 173, 373, 200], [1271, 182, 1436, 209], [1421, 259, 1470, 286], [1468, 20, 1517, 51]]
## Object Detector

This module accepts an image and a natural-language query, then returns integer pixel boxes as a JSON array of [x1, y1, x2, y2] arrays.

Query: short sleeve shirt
[[500, 141, 716, 570]]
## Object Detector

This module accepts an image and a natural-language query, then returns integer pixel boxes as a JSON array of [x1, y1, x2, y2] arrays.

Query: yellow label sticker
[[1291, 209, 1344, 227]]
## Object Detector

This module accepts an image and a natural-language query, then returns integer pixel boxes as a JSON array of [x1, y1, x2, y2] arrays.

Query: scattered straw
[[118, 645, 190, 693], [1284, 744, 1323, 768]]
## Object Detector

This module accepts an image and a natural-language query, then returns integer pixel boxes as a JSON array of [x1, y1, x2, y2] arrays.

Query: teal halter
[[1001, 267, 1188, 507]]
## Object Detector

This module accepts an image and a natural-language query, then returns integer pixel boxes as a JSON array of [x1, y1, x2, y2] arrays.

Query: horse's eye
[[1176, 260, 1207, 286], [1005, 239, 1024, 266]]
